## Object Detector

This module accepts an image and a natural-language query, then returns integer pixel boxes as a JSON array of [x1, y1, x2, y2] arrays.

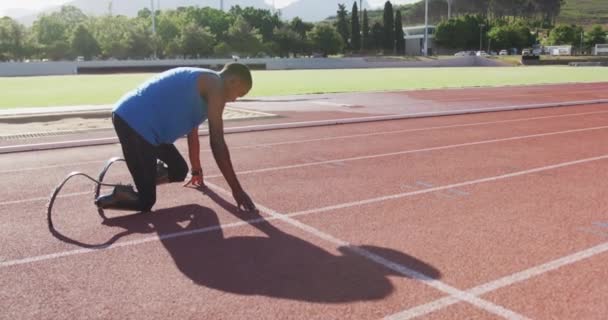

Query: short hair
[[221, 63, 252, 88]]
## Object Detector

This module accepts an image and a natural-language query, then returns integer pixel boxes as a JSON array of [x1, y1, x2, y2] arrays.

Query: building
[[403, 25, 436, 56], [593, 44, 608, 56], [544, 45, 572, 56]]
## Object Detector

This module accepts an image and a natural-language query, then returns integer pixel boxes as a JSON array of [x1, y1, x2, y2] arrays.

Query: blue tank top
[[113, 67, 213, 145]]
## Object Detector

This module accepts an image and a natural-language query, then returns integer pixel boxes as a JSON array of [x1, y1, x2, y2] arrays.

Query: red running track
[[2, 102, 608, 319]]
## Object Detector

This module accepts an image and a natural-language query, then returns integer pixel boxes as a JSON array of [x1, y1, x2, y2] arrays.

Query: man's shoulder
[[197, 72, 222, 95]]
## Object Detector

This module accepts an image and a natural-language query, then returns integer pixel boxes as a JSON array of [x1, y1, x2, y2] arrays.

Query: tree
[[70, 24, 100, 60], [585, 25, 607, 49], [371, 22, 384, 52], [351, 2, 361, 52], [32, 5, 88, 60], [273, 25, 300, 57], [289, 17, 314, 39], [535, 0, 564, 26], [46, 41, 71, 61], [394, 10, 405, 55], [487, 22, 534, 51], [435, 15, 486, 50], [137, 8, 152, 19], [179, 23, 215, 58], [0, 17, 26, 61], [383, 1, 394, 53], [307, 23, 344, 57], [547, 24, 583, 46], [33, 5, 87, 45], [155, 12, 181, 57], [214, 42, 233, 57], [362, 9, 370, 52], [201, 8, 232, 41], [287, 17, 314, 57], [226, 16, 264, 56], [90, 15, 131, 59], [125, 23, 154, 59], [335, 4, 350, 50], [229, 6, 282, 43]]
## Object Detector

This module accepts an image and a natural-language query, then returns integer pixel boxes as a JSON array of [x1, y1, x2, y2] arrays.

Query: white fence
[[0, 57, 496, 77]]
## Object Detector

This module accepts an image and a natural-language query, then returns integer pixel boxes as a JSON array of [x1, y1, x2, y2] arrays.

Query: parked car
[[476, 51, 488, 56], [522, 48, 532, 56], [499, 50, 508, 56], [454, 51, 468, 56]]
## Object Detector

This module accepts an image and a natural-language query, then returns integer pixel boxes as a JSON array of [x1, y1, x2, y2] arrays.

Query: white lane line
[[5, 124, 608, 207], [468, 241, 608, 296], [0, 192, 89, 206], [233, 111, 608, 151], [0, 217, 274, 268], [285, 153, 608, 218], [385, 296, 461, 320], [2, 108, 608, 175], [3, 99, 608, 154], [2, 151, 608, 281], [387, 241, 608, 319], [205, 182, 530, 320], [206, 124, 608, 179], [0, 160, 107, 174]]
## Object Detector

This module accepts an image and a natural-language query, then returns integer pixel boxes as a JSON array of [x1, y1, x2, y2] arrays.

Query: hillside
[[558, 0, 608, 27], [361, 0, 608, 28]]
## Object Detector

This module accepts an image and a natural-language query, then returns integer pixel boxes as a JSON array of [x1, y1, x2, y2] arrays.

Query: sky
[[0, 0, 418, 17]]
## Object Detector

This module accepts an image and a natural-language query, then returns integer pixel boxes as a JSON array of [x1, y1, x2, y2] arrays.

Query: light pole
[[423, 0, 428, 56], [360, 0, 363, 26], [479, 24, 485, 52], [150, 0, 157, 59], [447, 0, 452, 19]]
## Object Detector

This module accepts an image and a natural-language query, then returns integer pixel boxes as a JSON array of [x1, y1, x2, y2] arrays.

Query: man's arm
[[205, 79, 255, 210], [187, 128, 202, 173], [207, 92, 241, 191], [183, 128, 205, 188]]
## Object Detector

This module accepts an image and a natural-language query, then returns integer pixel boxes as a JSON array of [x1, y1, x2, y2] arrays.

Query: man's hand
[[233, 189, 256, 212], [183, 172, 205, 189]]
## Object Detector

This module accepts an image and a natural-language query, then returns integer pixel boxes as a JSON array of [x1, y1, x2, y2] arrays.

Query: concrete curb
[[0, 110, 111, 124], [2, 99, 607, 154], [0, 106, 276, 125]]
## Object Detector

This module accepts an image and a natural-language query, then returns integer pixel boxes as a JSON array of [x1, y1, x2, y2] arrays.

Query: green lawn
[[2, 66, 608, 109]]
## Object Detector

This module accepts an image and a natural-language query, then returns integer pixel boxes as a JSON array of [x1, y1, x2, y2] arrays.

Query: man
[[95, 63, 256, 212]]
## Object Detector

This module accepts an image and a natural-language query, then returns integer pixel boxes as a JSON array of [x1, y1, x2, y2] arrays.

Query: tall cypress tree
[[382, 1, 394, 53], [351, 2, 361, 52], [362, 9, 370, 51], [394, 10, 405, 55], [336, 4, 350, 50], [372, 22, 384, 52]]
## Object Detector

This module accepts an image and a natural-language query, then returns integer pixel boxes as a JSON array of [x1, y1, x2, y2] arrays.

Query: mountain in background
[[281, 0, 372, 22], [10, 0, 606, 27], [13, 0, 375, 25]]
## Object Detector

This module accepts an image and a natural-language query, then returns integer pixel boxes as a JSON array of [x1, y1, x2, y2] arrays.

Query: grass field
[[2, 66, 608, 109]]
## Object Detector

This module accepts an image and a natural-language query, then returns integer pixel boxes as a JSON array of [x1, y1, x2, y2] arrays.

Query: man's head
[[220, 63, 252, 102]]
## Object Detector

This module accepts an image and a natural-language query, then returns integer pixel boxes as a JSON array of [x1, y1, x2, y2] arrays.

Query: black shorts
[[112, 113, 189, 211]]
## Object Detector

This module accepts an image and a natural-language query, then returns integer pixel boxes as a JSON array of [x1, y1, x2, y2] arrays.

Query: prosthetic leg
[[94, 158, 169, 211], [47, 157, 170, 229]]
